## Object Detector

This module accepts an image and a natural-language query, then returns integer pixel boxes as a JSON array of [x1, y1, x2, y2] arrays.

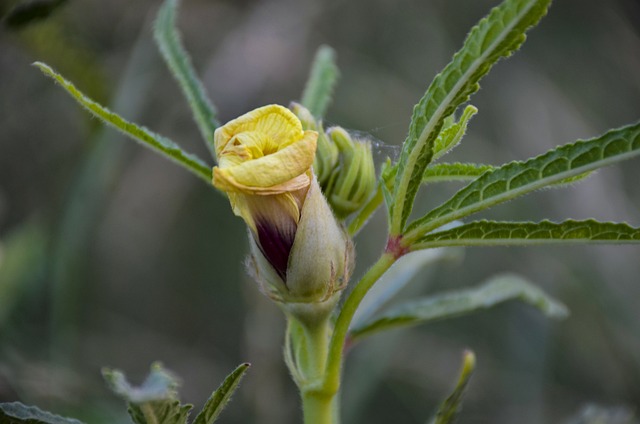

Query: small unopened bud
[[289, 102, 316, 131], [323, 127, 376, 219], [290, 102, 339, 187]]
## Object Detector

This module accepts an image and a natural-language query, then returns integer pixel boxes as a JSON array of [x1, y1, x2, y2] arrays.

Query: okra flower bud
[[290, 102, 338, 187], [323, 127, 376, 219], [212, 105, 352, 307]]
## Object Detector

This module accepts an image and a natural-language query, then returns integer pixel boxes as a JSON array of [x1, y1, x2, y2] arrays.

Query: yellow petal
[[214, 105, 304, 159], [228, 191, 302, 233], [213, 130, 317, 194]]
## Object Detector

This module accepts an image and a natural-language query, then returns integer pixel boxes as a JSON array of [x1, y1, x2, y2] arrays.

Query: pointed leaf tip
[[192, 363, 251, 424]]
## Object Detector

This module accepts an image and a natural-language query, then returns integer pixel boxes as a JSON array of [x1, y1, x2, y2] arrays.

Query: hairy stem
[[322, 253, 396, 395]]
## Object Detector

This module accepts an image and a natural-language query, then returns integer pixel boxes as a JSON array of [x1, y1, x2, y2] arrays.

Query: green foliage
[[432, 105, 478, 161], [0, 402, 85, 424], [0, 223, 46, 327], [422, 162, 494, 183], [422, 163, 593, 186], [29, 0, 640, 421], [428, 351, 476, 424], [154, 0, 219, 159], [391, 0, 551, 234], [192, 363, 250, 424], [103, 362, 249, 424], [103, 363, 191, 424], [34, 62, 213, 184], [350, 274, 567, 340], [413, 220, 640, 249], [351, 248, 463, 331], [405, 122, 640, 241], [301, 45, 340, 119]]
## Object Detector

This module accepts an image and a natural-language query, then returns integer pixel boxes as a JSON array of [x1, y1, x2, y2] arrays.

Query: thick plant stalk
[[293, 318, 336, 424]]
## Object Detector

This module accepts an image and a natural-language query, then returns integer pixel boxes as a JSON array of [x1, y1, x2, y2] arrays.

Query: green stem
[[302, 390, 336, 424], [292, 316, 337, 424], [297, 318, 330, 382], [347, 186, 383, 236], [322, 253, 396, 394]]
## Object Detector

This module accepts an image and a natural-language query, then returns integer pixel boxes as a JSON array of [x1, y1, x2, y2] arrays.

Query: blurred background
[[1, 0, 640, 422]]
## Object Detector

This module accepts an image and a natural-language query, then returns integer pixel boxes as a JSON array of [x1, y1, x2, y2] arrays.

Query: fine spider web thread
[[323, 119, 404, 163]]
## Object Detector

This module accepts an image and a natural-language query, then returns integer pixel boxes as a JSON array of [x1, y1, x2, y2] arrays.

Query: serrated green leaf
[[192, 363, 250, 424], [428, 351, 476, 424], [422, 162, 495, 184], [103, 363, 191, 424], [412, 219, 640, 249], [405, 122, 640, 240], [0, 402, 85, 424], [301, 45, 339, 118], [391, 0, 551, 234], [34, 62, 213, 184], [154, 0, 219, 159], [350, 273, 567, 340], [432, 105, 478, 161], [421, 163, 592, 186]]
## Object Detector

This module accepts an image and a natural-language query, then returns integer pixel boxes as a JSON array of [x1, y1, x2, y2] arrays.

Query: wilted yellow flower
[[213, 105, 317, 278], [213, 105, 352, 304]]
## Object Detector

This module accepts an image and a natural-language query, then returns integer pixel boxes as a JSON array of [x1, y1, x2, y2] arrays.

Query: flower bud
[[290, 102, 338, 187], [323, 127, 376, 219], [248, 178, 353, 305], [212, 105, 353, 311]]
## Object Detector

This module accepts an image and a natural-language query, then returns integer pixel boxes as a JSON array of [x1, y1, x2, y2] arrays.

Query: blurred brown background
[[1, 0, 640, 423]]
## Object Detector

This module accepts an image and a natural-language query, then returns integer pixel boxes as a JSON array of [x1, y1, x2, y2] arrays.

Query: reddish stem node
[[385, 235, 410, 259]]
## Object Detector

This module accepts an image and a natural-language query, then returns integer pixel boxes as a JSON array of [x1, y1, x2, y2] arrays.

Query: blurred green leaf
[[301, 45, 340, 119], [192, 363, 250, 424], [351, 248, 462, 331], [405, 122, 640, 240], [3, 0, 68, 29], [391, 0, 551, 234], [413, 220, 640, 249], [0, 402, 85, 424], [154, 0, 219, 159], [103, 363, 191, 424], [0, 223, 47, 327], [34, 62, 213, 184], [428, 351, 476, 424], [350, 273, 568, 340], [432, 105, 478, 161], [565, 405, 638, 424]]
